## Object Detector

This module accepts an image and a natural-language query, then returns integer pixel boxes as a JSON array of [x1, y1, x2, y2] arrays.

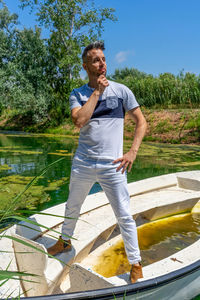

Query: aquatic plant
[[0, 157, 73, 298]]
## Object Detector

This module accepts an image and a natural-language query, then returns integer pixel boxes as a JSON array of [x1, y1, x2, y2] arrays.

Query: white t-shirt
[[69, 80, 139, 160]]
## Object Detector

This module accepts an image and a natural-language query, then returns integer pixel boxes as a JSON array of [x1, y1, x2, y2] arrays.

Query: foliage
[[110, 67, 148, 81], [19, 0, 116, 122], [113, 68, 200, 108], [19, 0, 116, 78], [0, 3, 53, 123], [0, 0, 116, 125]]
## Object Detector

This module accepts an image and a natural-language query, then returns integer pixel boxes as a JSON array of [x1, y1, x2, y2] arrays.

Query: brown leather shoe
[[47, 236, 71, 256], [130, 262, 143, 283]]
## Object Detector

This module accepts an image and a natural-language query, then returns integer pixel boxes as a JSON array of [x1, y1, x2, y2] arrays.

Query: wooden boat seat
[[12, 231, 72, 296], [12, 219, 117, 297], [12, 233, 49, 296], [68, 263, 114, 292], [66, 263, 132, 293], [177, 174, 200, 191]]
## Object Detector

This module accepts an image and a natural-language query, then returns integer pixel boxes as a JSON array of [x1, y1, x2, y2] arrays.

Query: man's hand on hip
[[96, 75, 109, 94], [112, 150, 137, 174]]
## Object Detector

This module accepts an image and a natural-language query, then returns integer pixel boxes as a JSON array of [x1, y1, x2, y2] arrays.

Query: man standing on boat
[[48, 41, 147, 283]]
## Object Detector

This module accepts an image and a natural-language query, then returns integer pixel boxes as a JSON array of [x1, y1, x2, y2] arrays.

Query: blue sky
[[3, 0, 200, 76]]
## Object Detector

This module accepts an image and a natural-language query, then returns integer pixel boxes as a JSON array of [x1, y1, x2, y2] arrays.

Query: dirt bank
[[0, 108, 199, 144], [125, 108, 200, 144]]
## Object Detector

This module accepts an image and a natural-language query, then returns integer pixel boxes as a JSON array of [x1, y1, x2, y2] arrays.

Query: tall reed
[[113, 69, 200, 107]]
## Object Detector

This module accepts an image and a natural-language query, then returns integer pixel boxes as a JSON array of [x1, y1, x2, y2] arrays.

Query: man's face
[[83, 49, 107, 78]]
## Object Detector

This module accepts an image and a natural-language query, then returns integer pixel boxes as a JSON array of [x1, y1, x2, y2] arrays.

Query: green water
[[0, 132, 200, 215]]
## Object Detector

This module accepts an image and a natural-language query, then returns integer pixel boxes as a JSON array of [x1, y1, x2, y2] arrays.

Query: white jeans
[[61, 153, 141, 264]]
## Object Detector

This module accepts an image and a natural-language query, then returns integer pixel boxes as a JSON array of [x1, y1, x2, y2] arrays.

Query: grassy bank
[[0, 108, 199, 144]]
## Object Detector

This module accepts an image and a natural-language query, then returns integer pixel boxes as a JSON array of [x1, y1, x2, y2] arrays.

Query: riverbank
[[0, 108, 199, 144], [133, 108, 200, 144]]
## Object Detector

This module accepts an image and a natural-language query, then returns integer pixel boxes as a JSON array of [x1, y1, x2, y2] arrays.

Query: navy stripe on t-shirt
[[81, 98, 125, 119]]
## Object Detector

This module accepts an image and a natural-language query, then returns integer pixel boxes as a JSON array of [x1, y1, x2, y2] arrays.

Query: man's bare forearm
[[72, 90, 101, 128], [129, 119, 147, 154], [72, 75, 109, 128], [113, 108, 147, 173]]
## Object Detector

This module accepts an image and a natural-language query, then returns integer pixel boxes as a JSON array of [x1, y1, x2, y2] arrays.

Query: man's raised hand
[[96, 75, 109, 94]]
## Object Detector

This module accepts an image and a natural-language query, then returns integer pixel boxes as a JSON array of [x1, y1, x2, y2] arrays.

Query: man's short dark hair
[[82, 41, 105, 62]]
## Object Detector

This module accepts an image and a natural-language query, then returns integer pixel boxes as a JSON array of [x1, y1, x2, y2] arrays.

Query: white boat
[[0, 170, 200, 300]]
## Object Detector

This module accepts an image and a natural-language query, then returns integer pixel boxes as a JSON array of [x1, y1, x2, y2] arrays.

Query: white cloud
[[115, 51, 134, 63]]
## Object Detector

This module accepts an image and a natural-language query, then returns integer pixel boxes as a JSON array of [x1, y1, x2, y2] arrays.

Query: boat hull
[[21, 260, 200, 300]]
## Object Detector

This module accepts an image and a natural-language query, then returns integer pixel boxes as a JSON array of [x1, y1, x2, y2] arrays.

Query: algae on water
[[0, 175, 68, 213], [0, 164, 12, 171]]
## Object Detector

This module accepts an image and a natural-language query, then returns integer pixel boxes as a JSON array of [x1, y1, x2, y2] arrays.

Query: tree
[[18, 0, 116, 122], [20, 0, 116, 79], [0, 2, 54, 123], [110, 67, 148, 81], [0, 1, 18, 69]]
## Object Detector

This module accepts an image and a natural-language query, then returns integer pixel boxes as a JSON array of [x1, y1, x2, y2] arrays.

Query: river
[[0, 132, 200, 215]]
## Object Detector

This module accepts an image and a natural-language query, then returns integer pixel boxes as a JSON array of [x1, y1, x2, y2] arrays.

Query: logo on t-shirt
[[106, 97, 118, 109]]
